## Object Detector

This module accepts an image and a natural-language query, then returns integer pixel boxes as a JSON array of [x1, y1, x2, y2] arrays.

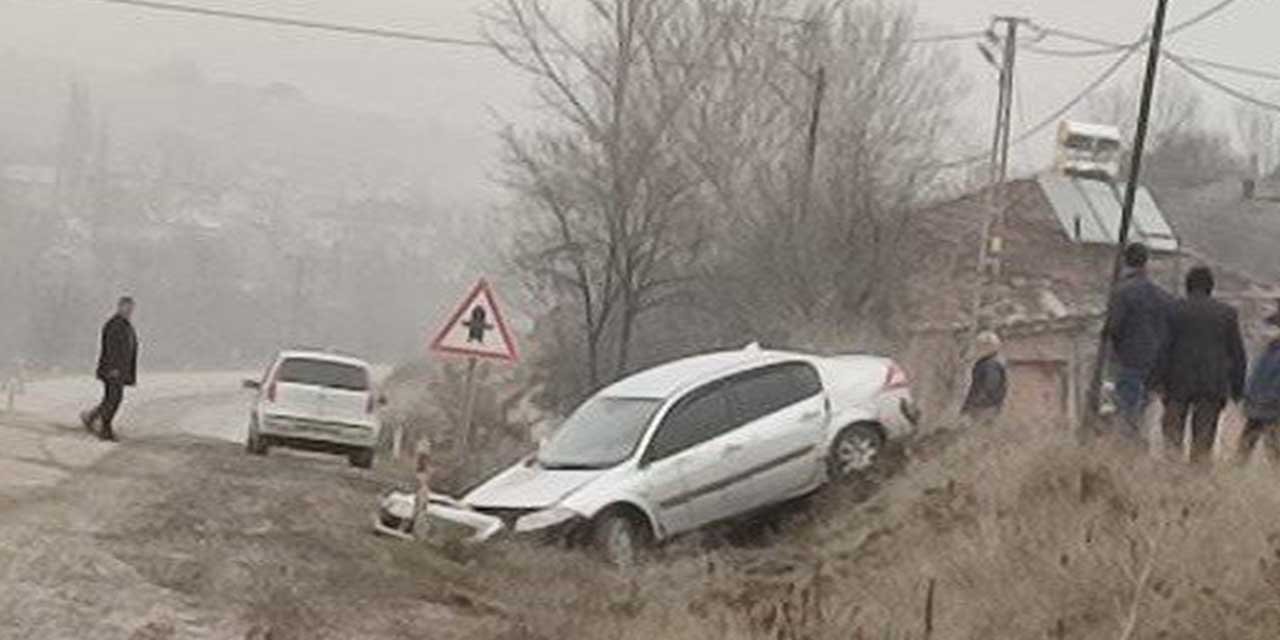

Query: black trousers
[[1238, 418, 1280, 464], [89, 381, 124, 432], [1161, 397, 1225, 464]]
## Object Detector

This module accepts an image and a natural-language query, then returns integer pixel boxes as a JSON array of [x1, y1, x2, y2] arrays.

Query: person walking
[[1237, 307, 1280, 465], [1102, 243, 1173, 443], [1156, 267, 1246, 465], [80, 296, 139, 441], [962, 331, 1007, 427]]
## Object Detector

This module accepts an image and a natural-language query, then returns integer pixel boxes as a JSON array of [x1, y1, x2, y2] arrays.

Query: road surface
[[0, 373, 509, 640]]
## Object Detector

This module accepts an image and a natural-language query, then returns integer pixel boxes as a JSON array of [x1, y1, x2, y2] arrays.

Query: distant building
[[901, 174, 1268, 430], [1, 163, 58, 208]]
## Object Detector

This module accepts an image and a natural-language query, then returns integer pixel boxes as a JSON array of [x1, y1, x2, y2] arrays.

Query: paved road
[[0, 372, 254, 504]]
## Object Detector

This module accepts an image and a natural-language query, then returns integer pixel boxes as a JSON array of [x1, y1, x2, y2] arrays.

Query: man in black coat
[[962, 331, 1007, 426], [1102, 243, 1173, 442], [80, 297, 138, 441], [1156, 267, 1246, 465]]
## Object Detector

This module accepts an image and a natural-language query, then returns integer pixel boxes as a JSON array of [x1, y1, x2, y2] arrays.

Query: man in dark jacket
[[962, 331, 1007, 426], [1238, 307, 1280, 464], [1103, 243, 1173, 442], [1157, 267, 1246, 465], [80, 297, 138, 441]]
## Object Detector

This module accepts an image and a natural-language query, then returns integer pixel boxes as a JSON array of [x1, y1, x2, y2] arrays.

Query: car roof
[[276, 350, 371, 369], [600, 345, 807, 399]]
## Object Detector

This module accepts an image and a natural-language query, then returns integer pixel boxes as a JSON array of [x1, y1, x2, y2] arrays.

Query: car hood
[[464, 461, 606, 510]]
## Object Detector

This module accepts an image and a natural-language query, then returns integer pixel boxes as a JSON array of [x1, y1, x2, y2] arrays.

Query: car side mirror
[[242, 379, 261, 391]]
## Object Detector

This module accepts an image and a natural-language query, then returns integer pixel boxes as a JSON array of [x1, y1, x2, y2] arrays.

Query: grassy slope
[[463, 421, 1280, 639]]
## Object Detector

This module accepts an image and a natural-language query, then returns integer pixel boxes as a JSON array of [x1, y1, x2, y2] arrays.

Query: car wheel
[[829, 424, 885, 480], [349, 448, 375, 469], [593, 511, 648, 568], [246, 419, 269, 456]]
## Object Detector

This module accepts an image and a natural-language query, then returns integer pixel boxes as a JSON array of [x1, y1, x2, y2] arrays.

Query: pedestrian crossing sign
[[429, 279, 519, 362]]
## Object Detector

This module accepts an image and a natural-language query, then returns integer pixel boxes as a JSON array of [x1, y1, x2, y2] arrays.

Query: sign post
[[429, 279, 519, 452]]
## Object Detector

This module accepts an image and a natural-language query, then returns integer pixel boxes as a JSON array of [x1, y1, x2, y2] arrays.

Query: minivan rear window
[[276, 358, 369, 391]]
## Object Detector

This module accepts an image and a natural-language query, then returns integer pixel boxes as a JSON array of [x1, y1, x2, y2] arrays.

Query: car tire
[[592, 510, 649, 568], [246, 420, 269, 456], [349, 448, 375, 470], [828, 423, 885, 481]]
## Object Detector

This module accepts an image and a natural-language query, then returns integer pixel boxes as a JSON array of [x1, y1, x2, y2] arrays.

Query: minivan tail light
[[366, 392, 376, 414], [267, 377, 278, 403], [884, 362, 910, 390]]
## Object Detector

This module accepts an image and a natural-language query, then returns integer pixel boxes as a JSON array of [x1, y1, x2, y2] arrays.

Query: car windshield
[[536, 396, 662, 470], [276, 358, 369, 391]]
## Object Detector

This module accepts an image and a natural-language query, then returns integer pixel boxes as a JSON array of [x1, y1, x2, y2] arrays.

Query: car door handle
[[801, 410, 823, 421], [724, 443, 743, 454]]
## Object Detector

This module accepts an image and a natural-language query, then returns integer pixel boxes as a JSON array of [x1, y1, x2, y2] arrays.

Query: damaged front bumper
[[373, 491, 592, 547], [372, 491, 505, 544]]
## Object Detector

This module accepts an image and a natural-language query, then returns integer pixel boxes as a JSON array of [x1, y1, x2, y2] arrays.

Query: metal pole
[[997, 20, 1019, 183], [1084, 0, 1171, 431], [459, 357, 479, 452]]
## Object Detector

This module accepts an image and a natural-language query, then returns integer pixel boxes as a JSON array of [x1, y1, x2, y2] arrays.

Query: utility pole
[[1084, 0, 1171, 433], [995, 19, 1019, 184], [970, 17, 1024, 328]]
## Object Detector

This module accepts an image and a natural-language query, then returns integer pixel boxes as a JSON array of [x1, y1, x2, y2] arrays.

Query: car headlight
[[515, 506, 580, 533]]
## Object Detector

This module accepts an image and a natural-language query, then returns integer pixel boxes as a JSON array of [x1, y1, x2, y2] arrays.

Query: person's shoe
[[80, 411, 97, 434], [98, 428, 117, 442]]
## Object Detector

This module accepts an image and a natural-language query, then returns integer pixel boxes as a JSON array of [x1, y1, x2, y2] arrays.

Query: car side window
[[729, 362, 823, 424], [645, 383, 732, 463]]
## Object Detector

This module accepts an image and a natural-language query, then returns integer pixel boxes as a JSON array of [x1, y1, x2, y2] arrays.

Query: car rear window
[[275, 358, 369, 391]]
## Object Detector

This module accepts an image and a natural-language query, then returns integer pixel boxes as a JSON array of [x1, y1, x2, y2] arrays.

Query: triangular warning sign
[[429, 279, 519, 362]]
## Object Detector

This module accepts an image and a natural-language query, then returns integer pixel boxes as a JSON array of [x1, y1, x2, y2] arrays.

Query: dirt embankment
[[0, 433, 512, 640]]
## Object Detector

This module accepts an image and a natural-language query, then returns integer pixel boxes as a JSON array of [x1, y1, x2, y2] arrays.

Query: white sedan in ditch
[[410, 344, 918, 563]]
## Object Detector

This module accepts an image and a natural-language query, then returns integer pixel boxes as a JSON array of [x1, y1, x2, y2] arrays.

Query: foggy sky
[[1, 0, 1276, 198]]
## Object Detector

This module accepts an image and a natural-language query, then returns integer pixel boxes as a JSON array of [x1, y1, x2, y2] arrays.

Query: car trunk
[[271, 358, 371, 423], [817, 355, 890, 414]]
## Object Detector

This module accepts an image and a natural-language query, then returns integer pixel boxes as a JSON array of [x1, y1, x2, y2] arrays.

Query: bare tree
[[1087, 69, 1241, 187], [682, 2, 965, 344], [489, 0, 724, 389], [1235, 102, 1280, 177], [1087, 67, 1202, 151]]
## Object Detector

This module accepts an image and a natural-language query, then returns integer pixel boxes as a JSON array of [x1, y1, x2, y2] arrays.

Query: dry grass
[[465, 421, 1280, 639]]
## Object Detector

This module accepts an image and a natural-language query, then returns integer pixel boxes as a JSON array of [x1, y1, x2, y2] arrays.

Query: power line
[[1172, 53, 1280, 82], [1165, 53, 1280, 112], [1026, 0, 1243, 58], [79, 0, 987, 52], [933, 44, 1141, 170], [911, 30, 986, 44], [73, 0, 498, 49]]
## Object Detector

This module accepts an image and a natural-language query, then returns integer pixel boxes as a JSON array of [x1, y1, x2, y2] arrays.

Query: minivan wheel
[[829, 424, 885, 480], [593, 511, 648, 568], [349, 448, 375, 470], [246, 420, 269, 456]]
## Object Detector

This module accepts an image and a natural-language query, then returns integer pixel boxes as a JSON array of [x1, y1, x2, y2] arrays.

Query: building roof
[[1037, 174, 1178, 252], [1, 164, 56, 185]]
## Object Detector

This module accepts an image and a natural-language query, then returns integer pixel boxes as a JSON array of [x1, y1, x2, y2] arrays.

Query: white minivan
[[244, 350, 382, 469], [458, 344, 917, 564]]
